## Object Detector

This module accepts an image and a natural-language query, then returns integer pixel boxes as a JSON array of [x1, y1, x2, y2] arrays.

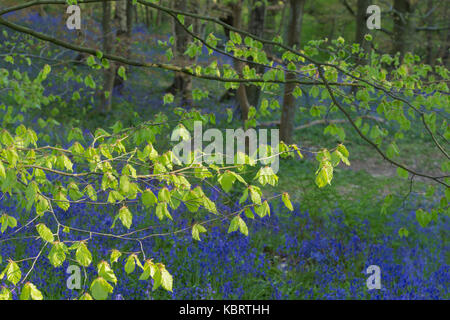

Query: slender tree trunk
[[352, 0, 369, 97], [280, 0, 306, 144], [232, 0, 251, 123], [443, 32, 450, 67], [167, 0, 194, 106], [246, 0, 267, 108], [425, 0, 434, 65], [100, 1, 115, 113], [145, 6, 151, 27], [328, 17, 336, 42], [355, 0, 370, 56], [442, 1, 449, 66], [38, 5, 47, 17], [276, 2, 287, 36], [156, 0, 163, 26], [194, 0, 210, 40], [218, 2, 238, 102], [116, 0, 128, 36], [127, 0, 134, 37], [113, 0, 133, 94], [134, 4, 138, 24], [264, 0, 279, 40], [393, 0, 415, 59], [217, 0, 251, 122]]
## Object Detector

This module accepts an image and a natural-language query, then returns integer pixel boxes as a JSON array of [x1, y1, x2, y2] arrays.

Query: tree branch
[[0, 15, 359, 87], [317, 67, 448, 187]]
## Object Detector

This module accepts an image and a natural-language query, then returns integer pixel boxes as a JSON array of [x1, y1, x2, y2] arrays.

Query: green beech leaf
[[0, 287, 12, 300], [160, 267, 173, 292], [76, 242, 92, 267], [117, 66, 127, 80], [218, 171, 236, 193], [248, 186, 262, 205], [20, 282, 43, 300], [48, 242, 67, 267], [79, 293, 93, 300], [98, 261, 117, 284], [3, 260, 21, 285], [117, 206, 133, 229], [124, 254, 136, 274], [110, 249, 122, 264], [416, 209, 432, 228], [90, 277, 113, 300], [192, 224, 207, 241], [142, 189, 157, 207], [36, 224, 54, 243], [282, 193, 294, 211]]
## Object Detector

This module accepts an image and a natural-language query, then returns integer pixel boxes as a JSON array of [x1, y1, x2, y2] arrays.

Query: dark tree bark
[[218, 1, 238, 103], [145, 6, 151, 27], [99, 1, 116, 113], [438, 1, 450, 66], [134, 3, 138, 24], [246, 0, 267, 108], [351, 0, 370, 97], [113, 0, 133, 94], [217, 0, 252, 124], [127, 0, 134, 37], [155, 0, 163, 26], [115, 1, 128, 37], [38, 5, 47, 17], [219, 8, 234, 40], [167, 0, 194, 107], [279, 0, 306, 144], [276, 2, 287, 36], [355, 0, 370, 56], [265, 0, 282, 40], [425, 0, 434, 65], [231, 0, 251, 123], [393, 0, 415, 59], [443, 32, 450, 66], [194, 0, 210, 40]]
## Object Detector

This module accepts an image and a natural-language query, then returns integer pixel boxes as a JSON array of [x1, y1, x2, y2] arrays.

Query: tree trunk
[[441, 31, 450, 67], [116, 0, 128, 36], [156, 0, 162, 26], [276, 2, 287, 36], [99, 1, 115, 113], [38, 5, 47, 17], [113, 0, 133, 94], [231, 0, 251, 123], [134, 3, 138, 24], [218, 2, 238, 102], [246, 0, 267, 108], [265, 0, 279, 41], [145, 6, 151, 27], [127, 0, 133, 37], [280, 0, 306, 145], [217, 0, 251, 122], [437, 1, 449, 66], [355, 0, 370, 56], [425, 0, 434, 65], [167, 0, 194, 107], [352, 0, 369, 97], [393, 0, 415, 59]]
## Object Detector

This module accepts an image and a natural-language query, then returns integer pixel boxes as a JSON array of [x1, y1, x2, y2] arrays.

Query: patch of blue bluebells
[[0, 183, 448, 300]]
